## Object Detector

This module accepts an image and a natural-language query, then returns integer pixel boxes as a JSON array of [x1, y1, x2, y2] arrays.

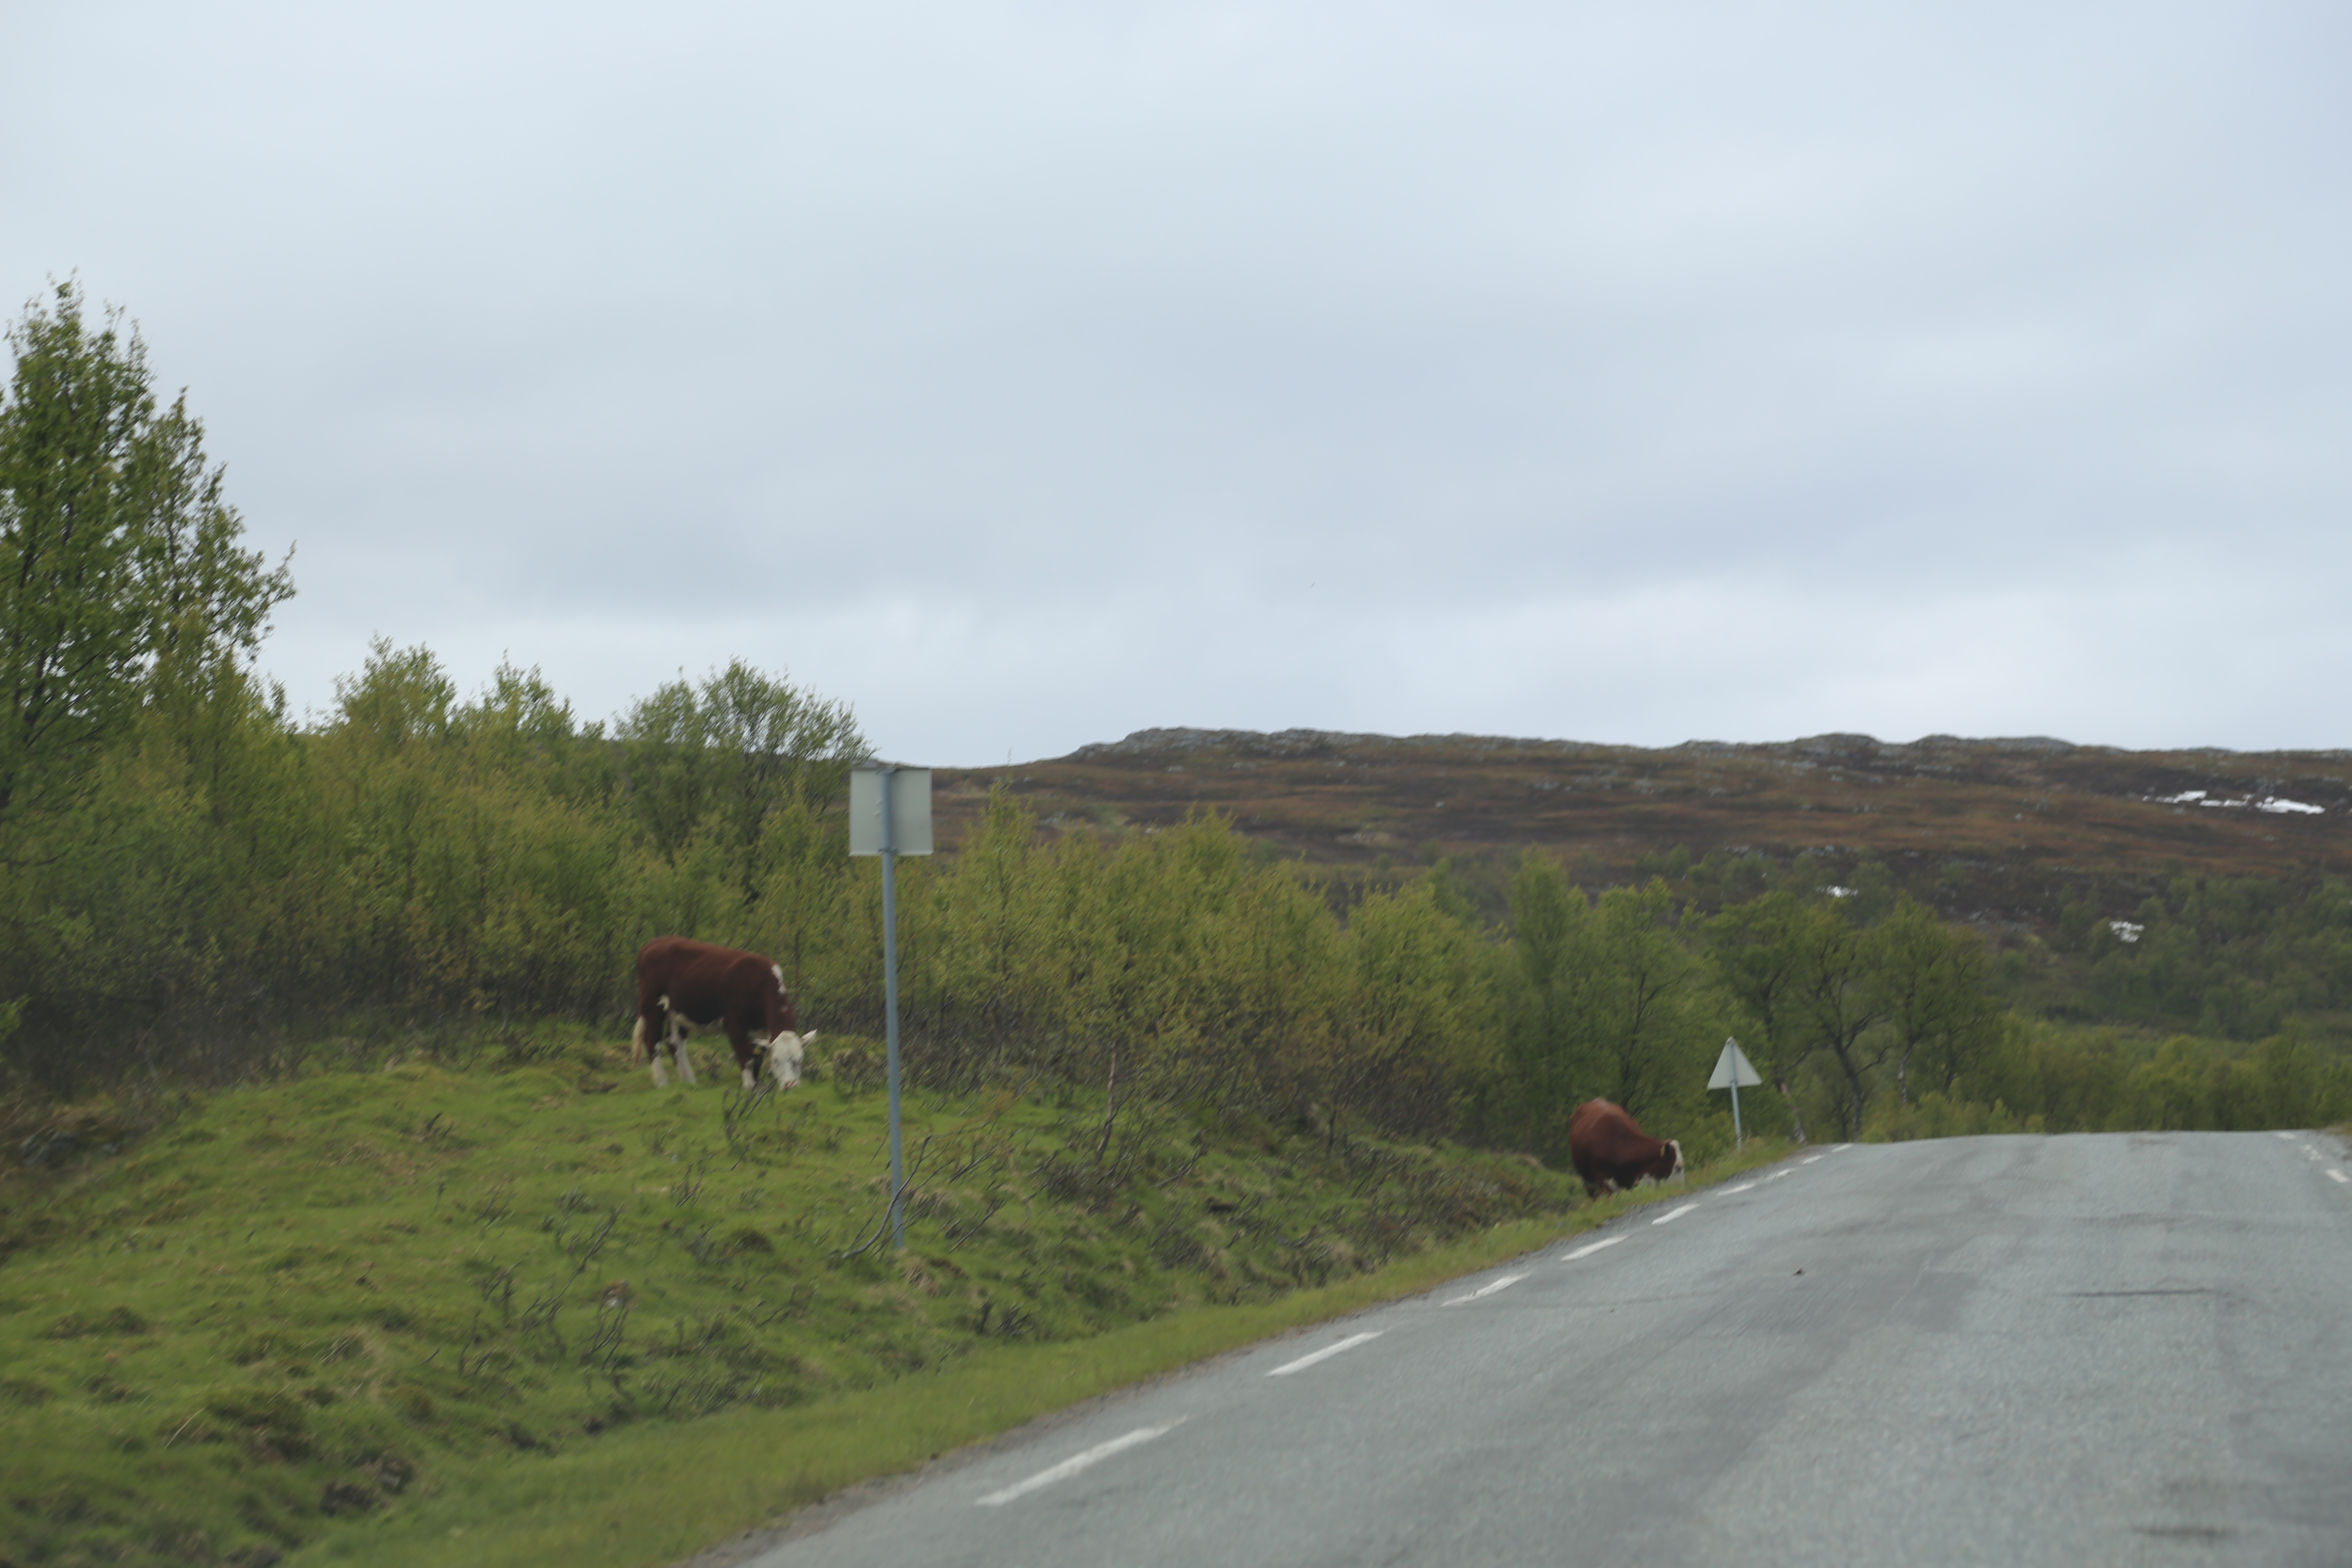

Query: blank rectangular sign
[[849, 767, 933, 856]]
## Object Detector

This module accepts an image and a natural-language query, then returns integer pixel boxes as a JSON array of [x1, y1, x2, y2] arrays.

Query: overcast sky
[[6, 2, 2346, 764]]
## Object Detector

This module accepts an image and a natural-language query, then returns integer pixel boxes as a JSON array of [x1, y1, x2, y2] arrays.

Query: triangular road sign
[[1708, 1037, 1763, 1090]]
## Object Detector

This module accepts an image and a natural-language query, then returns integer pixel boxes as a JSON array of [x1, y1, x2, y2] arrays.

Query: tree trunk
[[1094, 1044, 1119, 1163], [1776, 1076, 1808, 1145]]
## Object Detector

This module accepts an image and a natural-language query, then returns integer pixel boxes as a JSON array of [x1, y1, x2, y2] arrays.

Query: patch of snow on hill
[[2146, 788, 2324, 815]]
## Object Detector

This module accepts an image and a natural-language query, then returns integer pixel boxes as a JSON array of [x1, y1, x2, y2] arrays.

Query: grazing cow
[[1567, 1099, 1684, 1200], [631, 937, 816, 1091]]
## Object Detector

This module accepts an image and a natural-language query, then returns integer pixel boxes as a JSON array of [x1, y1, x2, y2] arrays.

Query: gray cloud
[[6, 0, 2346, 762]]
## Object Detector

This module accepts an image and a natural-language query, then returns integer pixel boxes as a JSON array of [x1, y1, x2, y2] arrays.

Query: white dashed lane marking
[[1267, 1332, 1382, 1377], [977, 1423, 1182, 1507], [2275, 1130, 2301, 1140], [1444, 1274, 1526, 1306], [985, 1148, 1919, 1511], [2328, 1170, 2349, 1185]]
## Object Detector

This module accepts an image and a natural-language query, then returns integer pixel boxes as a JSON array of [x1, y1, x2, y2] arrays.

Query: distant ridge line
[[1060, 727, 2102, 764], [1056, 728, 2352, 766]]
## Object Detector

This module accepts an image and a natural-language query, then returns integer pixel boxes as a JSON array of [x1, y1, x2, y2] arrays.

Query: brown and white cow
[[1567, 1099, 1684, 1200], [631, 936, 816, 1091]]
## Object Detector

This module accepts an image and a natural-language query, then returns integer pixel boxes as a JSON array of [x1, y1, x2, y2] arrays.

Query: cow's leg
[[635, 1011, 678, 1089], [668, 1014, 698, 1085], [637, 1014, 673, 1088], [634, 1014, 662, 1087], [733, 1022, 763, 1092]]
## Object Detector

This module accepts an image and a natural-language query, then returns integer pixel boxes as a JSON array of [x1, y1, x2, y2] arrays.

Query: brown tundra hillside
[[925, 728, 2352, 933]]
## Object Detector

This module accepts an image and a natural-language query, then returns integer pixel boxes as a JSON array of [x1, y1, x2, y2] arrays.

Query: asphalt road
[[745, 1132, 2352, 1567]]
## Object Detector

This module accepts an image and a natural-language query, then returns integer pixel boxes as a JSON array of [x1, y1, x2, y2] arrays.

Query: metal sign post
[[850, 766, 932, 1250], [1709, 1036, 1764, 1148]]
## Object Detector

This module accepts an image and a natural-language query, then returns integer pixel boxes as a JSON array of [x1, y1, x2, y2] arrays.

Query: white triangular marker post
[[1709, 1037, 1764, 1148]]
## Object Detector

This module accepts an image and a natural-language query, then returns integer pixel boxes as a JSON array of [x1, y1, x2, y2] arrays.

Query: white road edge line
[[1268, 1331, 1383, 1377], [1800, 1155, 1824, 1165], [1763, 1170, 1793, 1181], [1831, 1144, 1853, 1152], [1652, 1204, 1699, 1225], [1561, 1237, 1624, 1261], [977, 1421, 1183, 1507], [1724, 1182, 1757, 1194], [1444, 1273, 1527, 1306], [2328, 1169, 2349, 1185]]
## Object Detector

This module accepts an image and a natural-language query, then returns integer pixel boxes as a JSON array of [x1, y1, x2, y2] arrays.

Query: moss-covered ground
[[0, 1026, 1777, 1568]]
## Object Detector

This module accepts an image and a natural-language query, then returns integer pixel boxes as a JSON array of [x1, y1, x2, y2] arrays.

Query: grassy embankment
[[0, 1026, 1785, 1568]]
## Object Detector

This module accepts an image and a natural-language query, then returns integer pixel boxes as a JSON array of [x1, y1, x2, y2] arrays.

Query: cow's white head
[[769, 1029, 814, 1089], [1667, 1139, 1685, 1181]]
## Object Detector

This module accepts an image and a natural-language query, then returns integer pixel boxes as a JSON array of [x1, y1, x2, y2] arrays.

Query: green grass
[[0, 1025, 1788, 1568], [291, 1173, 1784, 1568]]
